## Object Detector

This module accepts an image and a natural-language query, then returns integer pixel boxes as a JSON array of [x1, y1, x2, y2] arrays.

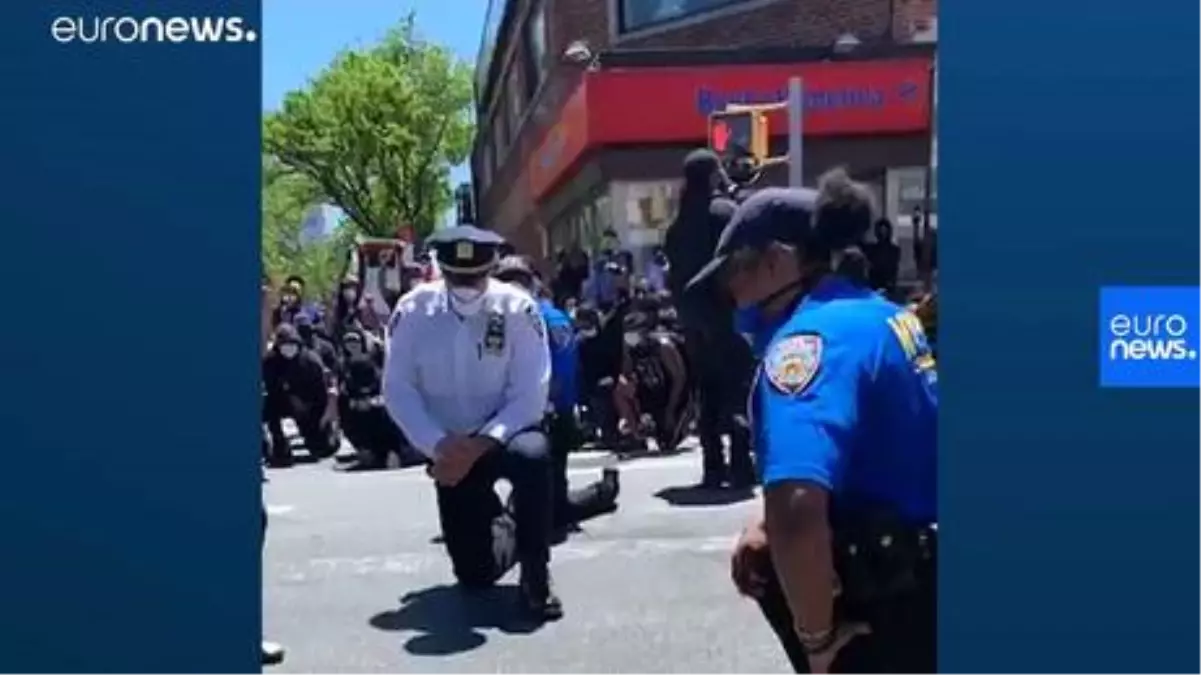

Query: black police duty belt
[[829, 505, 936, 616]]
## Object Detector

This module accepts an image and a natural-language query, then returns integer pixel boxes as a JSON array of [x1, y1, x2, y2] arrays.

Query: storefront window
[[619, 0, 751, 33], [547, 188, 615, 258], [886, 166, 937, 283], [609, 180, 680, 272], [887, 167, 937, 225]]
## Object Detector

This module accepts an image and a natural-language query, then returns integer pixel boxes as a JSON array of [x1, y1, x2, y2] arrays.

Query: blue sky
[[262, 0, 484, 228]]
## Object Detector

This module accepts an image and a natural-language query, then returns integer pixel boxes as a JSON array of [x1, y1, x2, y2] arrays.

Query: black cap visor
[[686, 253, 730, 291]]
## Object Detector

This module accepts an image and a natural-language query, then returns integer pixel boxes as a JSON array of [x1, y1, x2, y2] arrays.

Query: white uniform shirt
[[382, 279, 551, 459]]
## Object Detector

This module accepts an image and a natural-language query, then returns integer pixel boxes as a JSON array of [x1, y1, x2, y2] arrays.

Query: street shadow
[[369, 584, 542, 656], [654, 484, 755, 507]]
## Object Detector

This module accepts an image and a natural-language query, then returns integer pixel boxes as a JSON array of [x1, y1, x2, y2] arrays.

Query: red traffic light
[[710, 112, 754, 157], [711, 120, 731, 153]]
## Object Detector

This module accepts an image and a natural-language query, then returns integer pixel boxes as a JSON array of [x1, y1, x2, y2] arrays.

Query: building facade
[[471, 0, 937, 273]]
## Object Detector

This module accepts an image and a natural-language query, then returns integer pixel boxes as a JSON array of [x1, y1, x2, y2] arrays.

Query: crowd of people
[[260, 147, 939, 672]]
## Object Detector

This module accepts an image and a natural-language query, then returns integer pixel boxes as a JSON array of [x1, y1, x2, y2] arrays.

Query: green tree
[[262, 156, 352, 300], [264, 14, 474, 239]]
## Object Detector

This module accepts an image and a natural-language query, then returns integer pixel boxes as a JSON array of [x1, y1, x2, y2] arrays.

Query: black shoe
[[261, 640, 285, 666], [266, 456, 294, 469], [728, 472, 757, 490], [601, 467, 621, 501], [519, 567, 563, 621], [700, 473, 726, 489]]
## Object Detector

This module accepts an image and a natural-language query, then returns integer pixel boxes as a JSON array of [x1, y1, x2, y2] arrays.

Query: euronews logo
[[1099, 286, 1200, 388], [1106, 313, 1197, 361], [50, 16, 258, 45]]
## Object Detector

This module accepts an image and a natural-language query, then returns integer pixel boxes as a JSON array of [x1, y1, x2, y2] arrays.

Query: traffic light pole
[[787, 77, 804, 188]]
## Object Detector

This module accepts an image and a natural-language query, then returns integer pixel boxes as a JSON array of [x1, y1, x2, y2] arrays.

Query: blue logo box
[[1099, 286, 1200, 388]]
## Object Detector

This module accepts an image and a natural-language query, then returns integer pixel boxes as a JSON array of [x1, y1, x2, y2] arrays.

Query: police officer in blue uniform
[[689, 174, 937, 674], [494, 255, 620, 534]]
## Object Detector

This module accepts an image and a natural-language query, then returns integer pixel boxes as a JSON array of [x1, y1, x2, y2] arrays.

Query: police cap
[[687, 187, 819, 289], [427, 225, 506, 275]]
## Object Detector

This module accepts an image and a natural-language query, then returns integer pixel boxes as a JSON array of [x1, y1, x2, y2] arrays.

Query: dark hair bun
[[813, 168, 876, 250]]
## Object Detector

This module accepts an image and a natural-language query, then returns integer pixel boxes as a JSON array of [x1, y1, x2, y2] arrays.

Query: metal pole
[[787, 77, 804, 187]]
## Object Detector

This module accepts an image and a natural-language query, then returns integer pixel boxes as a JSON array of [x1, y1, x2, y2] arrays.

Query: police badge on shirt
[[482, 311, 506, 355]]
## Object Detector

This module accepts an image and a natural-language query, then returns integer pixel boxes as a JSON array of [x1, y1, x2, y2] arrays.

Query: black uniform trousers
[[752, 546, 936, 673], [435, 430, 553, 587], [546, 411, 576, 526], [681, 325, 754, 482], [547, 410, 617, 528]]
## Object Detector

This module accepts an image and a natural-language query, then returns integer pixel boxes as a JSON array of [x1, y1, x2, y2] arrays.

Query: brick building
[[471, 0, 937, 273]]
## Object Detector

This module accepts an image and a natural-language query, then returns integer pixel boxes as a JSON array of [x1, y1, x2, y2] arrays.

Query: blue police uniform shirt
[[540, 299, 579, 413], [751, 276, 937, 523]]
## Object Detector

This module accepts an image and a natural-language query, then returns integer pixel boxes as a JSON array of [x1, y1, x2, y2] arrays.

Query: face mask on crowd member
[[283, 275, 305, 303], [273, 323, 303, 360], [429, 225, 506, 317], [343, 333, 364, 358]]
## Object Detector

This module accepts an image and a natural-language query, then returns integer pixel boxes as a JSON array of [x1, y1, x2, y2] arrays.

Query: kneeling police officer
[[383, 226, 562, 620], [688, 174, 936, 673]]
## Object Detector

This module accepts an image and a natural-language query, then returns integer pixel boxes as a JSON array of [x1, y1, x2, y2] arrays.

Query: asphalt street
[[262, 446, 790, 673]]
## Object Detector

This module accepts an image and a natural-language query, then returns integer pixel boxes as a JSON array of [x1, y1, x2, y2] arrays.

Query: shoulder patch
[[765, 333, 822, 395]]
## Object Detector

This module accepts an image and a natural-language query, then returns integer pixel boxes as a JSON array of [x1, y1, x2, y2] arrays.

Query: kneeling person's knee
[[506, 430, 550, 461]]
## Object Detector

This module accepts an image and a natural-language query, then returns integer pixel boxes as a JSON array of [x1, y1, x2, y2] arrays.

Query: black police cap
[[687, 187, 819, 289], [428, 225, 506, 275]]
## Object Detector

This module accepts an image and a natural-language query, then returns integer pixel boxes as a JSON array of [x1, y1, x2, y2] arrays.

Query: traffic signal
[[708, 110, 768, 164]]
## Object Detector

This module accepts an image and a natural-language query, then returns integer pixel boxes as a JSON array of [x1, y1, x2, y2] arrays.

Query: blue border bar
[[941, 0, 1199, 671], [0, 2, 262, 672]]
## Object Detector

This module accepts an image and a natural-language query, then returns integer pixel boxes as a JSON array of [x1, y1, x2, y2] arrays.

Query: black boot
[[519, 565, 563, 621]]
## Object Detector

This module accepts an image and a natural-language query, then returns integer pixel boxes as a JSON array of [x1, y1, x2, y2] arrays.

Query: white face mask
[[448, 286, 486, 316], [342, 289, 357, 301], [623, 332, 643, 348], [579, 329, 598, 339], [279, 344, 300, 359]]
